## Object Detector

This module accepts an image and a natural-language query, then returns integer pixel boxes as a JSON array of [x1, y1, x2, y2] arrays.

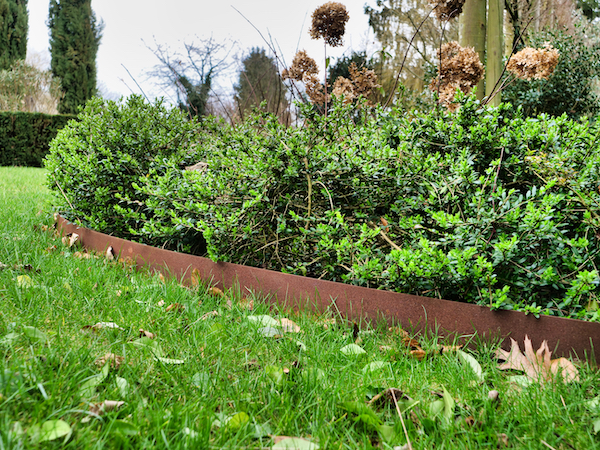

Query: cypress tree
[[234, 48, 288, 121], [48, 0, 102, 114], [0, 0, 28, 71]]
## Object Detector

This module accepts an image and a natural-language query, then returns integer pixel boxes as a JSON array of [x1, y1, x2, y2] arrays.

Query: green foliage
[[503, 28, 600, 119], [116, 96, 600, 321], [48, 90, 600, 320], [48, 0, 102, 115], [0, 0, 28, 71], [44, 95, 204, 249], [0, 111, 73, 166], [234, 47, 288, 121]]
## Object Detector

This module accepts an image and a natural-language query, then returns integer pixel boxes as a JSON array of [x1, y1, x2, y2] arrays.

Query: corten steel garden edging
[[56, 215, 600, 362]]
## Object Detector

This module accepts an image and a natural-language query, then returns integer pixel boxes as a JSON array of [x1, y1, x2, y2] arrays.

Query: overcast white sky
[[26, 0, 378, 102]]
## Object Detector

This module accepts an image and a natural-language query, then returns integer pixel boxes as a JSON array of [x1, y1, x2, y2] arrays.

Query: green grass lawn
[[1, 167, 599, 449]]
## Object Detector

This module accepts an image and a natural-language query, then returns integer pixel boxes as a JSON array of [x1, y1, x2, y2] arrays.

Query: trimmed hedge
[[0, 111, 75, 167]]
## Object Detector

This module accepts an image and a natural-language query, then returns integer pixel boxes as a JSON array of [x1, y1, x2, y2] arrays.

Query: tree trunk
[[486, 0, 505, 105], [459, 0, 487, 99]]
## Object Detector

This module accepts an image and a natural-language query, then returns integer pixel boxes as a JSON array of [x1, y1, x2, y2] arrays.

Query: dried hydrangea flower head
[[506, 45, 560, 80], [429, 0, 466, 20], [309, 2, 350, 47], [331, 63, 381, 105], [331, 76, 355, 104], [282, 50, 319, 81], [303, 73, 330, 105], [430, 41, 484, 110]]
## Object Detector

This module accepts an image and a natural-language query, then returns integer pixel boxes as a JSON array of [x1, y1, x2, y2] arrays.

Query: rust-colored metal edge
[[56, 215, 599, 362]]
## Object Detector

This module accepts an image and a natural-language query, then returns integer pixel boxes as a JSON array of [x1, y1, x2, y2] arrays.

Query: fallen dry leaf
[[62, 233, 80, 248], [82, 322, 124, 333], [89, 400, 125, 416], [279, 318, 301, 333], [208, 286, 225, 297], [139, 329, 156, 339], [157, 300, 165, 307], [95, 353, 124, 370], [438, 344, 463, 354], [190, 269, 202, 287], [105, 246, 115, 260], [73, 251, 93, 260], [165, 303, 185, 313], [495, 335, 579, 384], [410, 349, 427, 361]]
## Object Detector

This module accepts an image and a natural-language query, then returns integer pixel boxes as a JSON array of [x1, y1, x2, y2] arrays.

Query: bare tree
[[146, 36, 236, 119]]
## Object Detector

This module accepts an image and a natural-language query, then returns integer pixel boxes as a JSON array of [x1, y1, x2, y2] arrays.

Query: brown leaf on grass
[[73, 251, 94, 260], [95, 353, 124, 370], [410, 349, 427, 361], [82, 322, 124, 333], [62, 233, 80, 248], [157, 300, 165, 307], [208, 286, 225, 297], [189, 268, 202, 287], [105, 246, 115, 260], [89, 400, 125, 416], [279, 318, 301, 333], [165, 303, 185, 313], [139, 329, 156, 339], [438, 344, 463, 354], [495, 335, 579, 384]]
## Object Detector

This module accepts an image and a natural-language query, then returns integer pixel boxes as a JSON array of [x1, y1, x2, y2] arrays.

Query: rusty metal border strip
[[57, 215, 599, 362]]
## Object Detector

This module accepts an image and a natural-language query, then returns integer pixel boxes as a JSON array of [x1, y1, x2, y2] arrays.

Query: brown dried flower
[[430, 41, 484, 109], [283, 50, 319, 81], [349, 63, 381, 99], [429, 0, 466, 20], [309, 2, 350, 47], [303, 73, 330, 105], [331, 76, 355, 104], [506, 45, 559, 80], [331, 64, 381, 106]]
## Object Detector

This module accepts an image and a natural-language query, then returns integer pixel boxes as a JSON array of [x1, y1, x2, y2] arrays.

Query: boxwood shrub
[[48, 94, 600, 321], [44, 95, 204, 250]]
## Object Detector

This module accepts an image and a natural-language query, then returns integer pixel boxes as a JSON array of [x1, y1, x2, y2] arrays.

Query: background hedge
[[0, 111, 75, 167]]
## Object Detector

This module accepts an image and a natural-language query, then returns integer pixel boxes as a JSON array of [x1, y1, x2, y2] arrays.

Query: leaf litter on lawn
[[495, 335, 579, 384]]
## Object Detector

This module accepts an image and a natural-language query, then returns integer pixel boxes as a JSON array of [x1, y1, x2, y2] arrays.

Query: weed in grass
[[1, 167, 599, 448]]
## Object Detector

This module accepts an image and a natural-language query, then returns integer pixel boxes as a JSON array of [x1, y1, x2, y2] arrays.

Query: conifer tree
[[0, 0, 28, 70], [48, 0, 102, 114], [234, 48, 288, 121]]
